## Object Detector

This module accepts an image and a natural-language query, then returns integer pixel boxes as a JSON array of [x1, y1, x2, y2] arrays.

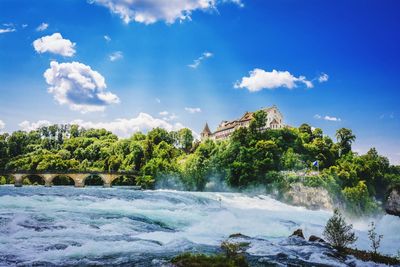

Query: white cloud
[[158, 111, 178, 121], [0, 120, 5, 131], [22, 24, 28, 28], [188, 51, 213, 69], [19, 120, 51, 132], [324, 116, 341, 122], [155, 98, 161, 103], [43, 61, 120, 113], [185, 107, 201, 113], [104, 35, 111, 42], [36, 22, 49, 31], [19, 113, 199, 139], [318, 73, 329, 83], [234, 69, 314, 92], [109, 51, 123, 61], [314, 114, 341, 122], [314, 114, 322, 119], [70, 113, 186, 137], [0, 27, 16, 34], [70, 114, 185, 137], [163, 113, 178, 121], [33, 33, 76, 57], [168, 114, 178, 120], [89, 0, 242, 24]]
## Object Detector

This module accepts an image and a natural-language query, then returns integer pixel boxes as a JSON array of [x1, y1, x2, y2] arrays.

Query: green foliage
[[171, 252, 247, 267], [342, 181, 378, 215], [282, 148, 305, 170], [323, 209, 357, 250], [170, 240, 249, 267], [335, 128, 356, 156], [136, 175, 155, 189], [177, 128, 194, 153]]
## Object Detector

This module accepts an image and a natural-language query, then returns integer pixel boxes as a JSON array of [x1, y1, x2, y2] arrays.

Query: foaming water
[[0, 186, 399, 266]]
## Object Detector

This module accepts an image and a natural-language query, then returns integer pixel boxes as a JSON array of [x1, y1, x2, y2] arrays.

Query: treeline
[[0, 110, 399, 215]]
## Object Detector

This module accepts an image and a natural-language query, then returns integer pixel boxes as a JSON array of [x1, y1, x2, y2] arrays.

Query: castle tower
[[200, 123, 212, 140]]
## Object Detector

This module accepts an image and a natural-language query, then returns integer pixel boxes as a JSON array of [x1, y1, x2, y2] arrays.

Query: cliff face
[[283, 183, 333, 210], [386, 187, 400, 217]]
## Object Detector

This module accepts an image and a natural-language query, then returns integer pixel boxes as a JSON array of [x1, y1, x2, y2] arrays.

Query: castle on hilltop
[[201, 105, 284, 141]]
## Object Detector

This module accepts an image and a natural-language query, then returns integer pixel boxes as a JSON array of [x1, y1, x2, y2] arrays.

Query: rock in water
[[283, 183, 333, 210], [308, 235, 325, 243], [290, 229, 305, 239], [386, 186, 400, 217]]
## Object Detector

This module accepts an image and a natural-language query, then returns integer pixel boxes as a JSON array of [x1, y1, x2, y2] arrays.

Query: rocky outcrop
[[308, 235, 325, 243], [290, 229, 305, 239], [385, 186, 400, 217], [283, 183, 333, 210]]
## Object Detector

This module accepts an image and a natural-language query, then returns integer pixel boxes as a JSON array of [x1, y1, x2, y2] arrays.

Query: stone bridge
[[0, 171, 138, 188]]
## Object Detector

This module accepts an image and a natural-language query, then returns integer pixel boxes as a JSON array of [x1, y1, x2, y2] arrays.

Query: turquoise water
[[0, 186, 399, 266]]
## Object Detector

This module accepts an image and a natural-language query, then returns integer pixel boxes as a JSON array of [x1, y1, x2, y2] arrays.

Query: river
[[0, 186, 399, 266]]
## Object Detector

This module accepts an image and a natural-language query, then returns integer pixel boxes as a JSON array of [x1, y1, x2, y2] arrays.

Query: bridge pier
[[99, 174, 119, 188], [42, 174, 56, 187], [13, 174, 24, 187], [74, 181, 85, 187], [69, 174, 87, 187]]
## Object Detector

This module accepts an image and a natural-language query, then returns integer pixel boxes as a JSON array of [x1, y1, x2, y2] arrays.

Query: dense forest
[[0, 110, 399, 216]]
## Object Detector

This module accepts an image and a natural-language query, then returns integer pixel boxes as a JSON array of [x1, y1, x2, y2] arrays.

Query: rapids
[[0, 186, 399, 266]]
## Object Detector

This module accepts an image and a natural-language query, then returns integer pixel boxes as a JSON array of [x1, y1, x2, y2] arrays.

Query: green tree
[[323, 209, 357, 250], [249, 110, 267, 134], [335, 128, 356, 156], [177, 128, 194, 153]]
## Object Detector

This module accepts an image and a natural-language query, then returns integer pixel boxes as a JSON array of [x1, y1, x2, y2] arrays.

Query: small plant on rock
[[368, 221, 383, 255]]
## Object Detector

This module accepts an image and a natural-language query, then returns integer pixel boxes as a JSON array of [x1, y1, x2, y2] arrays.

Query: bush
[[135, 175, 155, 189], [171, 252, 248, 267], [342, 181, 377, 215], [323, 209, 357, 250]]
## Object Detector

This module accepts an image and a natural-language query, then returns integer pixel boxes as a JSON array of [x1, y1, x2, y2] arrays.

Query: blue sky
[[0, 0, 399, 164]]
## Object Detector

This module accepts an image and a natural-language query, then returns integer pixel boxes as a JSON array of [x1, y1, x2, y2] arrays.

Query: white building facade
[[201, 105, 284, 141]]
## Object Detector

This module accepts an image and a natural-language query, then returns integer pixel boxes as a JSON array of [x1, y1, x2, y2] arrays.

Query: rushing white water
[[0, 186, 399, 266]]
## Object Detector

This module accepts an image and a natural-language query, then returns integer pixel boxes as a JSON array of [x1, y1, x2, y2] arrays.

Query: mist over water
[[0, 186, 399, 266]]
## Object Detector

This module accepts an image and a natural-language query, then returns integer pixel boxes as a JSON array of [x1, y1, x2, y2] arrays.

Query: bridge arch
[[24, 174, 46, 186], [51, 175, 75, 186], [98, 173, 124, 187], [7, 171, 139, 187], [83, 174, 105, 186], [111, 175, 135, 186]]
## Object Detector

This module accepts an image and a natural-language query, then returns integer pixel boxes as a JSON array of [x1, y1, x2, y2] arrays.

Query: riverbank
[[171, 233, 400, 267]]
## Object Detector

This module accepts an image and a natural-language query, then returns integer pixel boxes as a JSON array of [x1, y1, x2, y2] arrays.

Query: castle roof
[[201, 123, 212, 135], [239, 111, 254, 122], [214, 105, 280, 134], [214, 120, 239, 133]]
